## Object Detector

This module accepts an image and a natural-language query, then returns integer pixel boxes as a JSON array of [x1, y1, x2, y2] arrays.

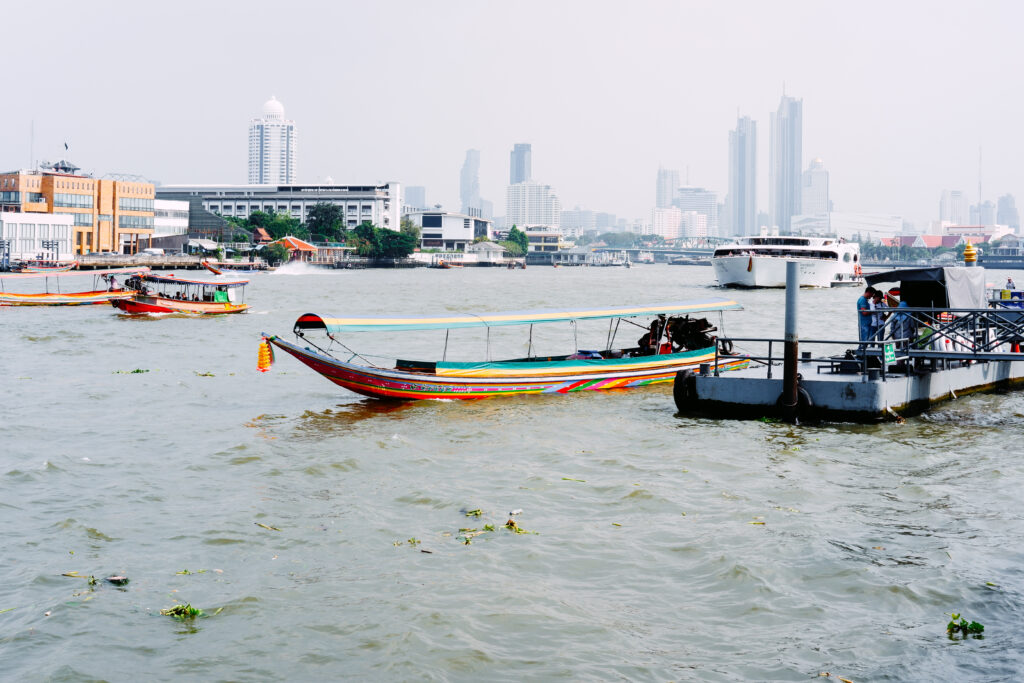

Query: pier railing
[[715, 305, 1024, 381]]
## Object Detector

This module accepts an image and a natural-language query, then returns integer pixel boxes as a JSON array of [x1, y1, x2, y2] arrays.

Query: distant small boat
[[113, 273, 249, 314], [18, 260, 78, 273], [202, 260, 223, 275]]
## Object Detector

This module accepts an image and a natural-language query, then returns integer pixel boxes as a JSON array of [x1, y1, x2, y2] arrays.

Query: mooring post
[[782, 261, 800, 421]]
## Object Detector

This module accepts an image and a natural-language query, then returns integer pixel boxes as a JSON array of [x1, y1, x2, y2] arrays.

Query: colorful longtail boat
[[0, 267, 149, 306], [263, 299, 748, 400], [112, 273, 249, 314]]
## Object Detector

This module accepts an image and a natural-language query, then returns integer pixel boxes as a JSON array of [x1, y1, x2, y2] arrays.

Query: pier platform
[[676, 356, 1024, 422]]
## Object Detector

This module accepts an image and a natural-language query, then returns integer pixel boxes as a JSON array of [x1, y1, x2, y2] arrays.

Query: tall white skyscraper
[[801, 158, 829, 215], [248, 96, 296, 184], [656, 168, 680, 209], [460, 149, 481, 214], [506, 182, 561, 229], [940, 190, 968, 225], [510, 144, 532, 185], [769, 94, 802, 234], [728, 116, 757, 236]]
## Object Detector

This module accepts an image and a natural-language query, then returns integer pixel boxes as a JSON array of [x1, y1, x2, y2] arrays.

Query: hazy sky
[[4, 0, 1022, 226]]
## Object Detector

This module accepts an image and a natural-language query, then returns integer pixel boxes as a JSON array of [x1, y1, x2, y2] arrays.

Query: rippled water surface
[[3, 264, 1024, 681]]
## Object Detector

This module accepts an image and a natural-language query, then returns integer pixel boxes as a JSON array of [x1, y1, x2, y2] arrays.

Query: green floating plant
[[947, 612, 985, 637], [160, 603, 203, 619]]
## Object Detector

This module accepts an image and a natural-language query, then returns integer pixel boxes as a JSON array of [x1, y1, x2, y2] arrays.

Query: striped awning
[[294, 298, 742, 333]]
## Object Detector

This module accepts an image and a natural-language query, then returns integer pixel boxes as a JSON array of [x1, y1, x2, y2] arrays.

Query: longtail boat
[[112, 273, 249, 314], [0, 267, 149, 306], [261, 299, 748, 400], [17, 260, 78, 274]]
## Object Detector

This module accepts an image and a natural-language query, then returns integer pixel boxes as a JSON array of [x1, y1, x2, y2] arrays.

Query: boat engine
[[667, 316, 717, 351]]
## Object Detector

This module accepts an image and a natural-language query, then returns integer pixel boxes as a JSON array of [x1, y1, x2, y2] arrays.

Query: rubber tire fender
[[673, 369, 698, 413]]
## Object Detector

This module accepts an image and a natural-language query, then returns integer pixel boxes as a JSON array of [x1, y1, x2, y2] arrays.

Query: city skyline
[[3, 1, 1022, 228]]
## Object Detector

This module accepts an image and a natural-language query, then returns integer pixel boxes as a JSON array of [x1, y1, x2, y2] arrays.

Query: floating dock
[[675, 356, 1024, 422], [674, 258, 1024, 422]]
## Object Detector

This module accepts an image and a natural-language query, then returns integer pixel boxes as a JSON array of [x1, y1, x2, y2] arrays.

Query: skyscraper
[[506, 181, 560, 229], [769, 94, 802, 234], [248, 96, 296, 184], [510, 144, 532, 185], [997, 194, 1020, 231], [801, 158, 829, 215], [405, 186, 427, 210], [656, 168, 680, 209], [940, 190, 968, 225], [728, 116, 757, 236], [460, 149, 481, 214]]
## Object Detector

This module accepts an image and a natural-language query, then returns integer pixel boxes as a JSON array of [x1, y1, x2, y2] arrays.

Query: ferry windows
[[843, 253, 851, 262]]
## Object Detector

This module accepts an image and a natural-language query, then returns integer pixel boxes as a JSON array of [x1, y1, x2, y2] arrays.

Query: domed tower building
[[248, 96, 297, 184]]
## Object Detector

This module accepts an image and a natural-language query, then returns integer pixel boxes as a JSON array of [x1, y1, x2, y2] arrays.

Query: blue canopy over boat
[[295, 298, 743, 333]]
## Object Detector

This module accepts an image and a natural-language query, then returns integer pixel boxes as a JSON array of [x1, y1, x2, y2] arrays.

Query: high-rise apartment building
[[674, 187, 718, 237], [728, 116, 757, 236], [248, 96, 297, 184], [940, 190, 968, 225], [460, 149, 481, 214], [506, 181, 560, 230], [656, 168, 680, 209], [801, 158, 829, 215], [769, 94, 802, 234], [510, 144, 532, 185], [997, 194, 1020, 231]]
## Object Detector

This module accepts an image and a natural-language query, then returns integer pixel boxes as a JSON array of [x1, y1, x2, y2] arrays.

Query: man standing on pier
[[857, 286, 877, 341]]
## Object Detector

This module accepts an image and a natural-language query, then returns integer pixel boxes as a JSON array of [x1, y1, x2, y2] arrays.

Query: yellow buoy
[[257, 338, 274, 373]]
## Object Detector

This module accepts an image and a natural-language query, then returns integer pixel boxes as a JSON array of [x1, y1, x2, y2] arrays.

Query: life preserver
[[854, 265, 862, 276], [718, 339, 734, 354]]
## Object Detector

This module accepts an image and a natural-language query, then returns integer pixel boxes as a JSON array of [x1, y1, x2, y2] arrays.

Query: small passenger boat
[[0, 267, 148, 306], [112, 273, 249, 314], [262, 299, 748, 400]]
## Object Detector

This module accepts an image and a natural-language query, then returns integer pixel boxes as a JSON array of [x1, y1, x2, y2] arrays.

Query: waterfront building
[[940, 190, 969, 225], [0, 212, 74, 262], [674, 187, 718, 236], [728, 115, 757, 236], [656, 168, 680, 209], [524, 228, 561, 252], [405, 209, 493, 251], [769, 94, 802, 234], [248, 96, 297, 184], [506, 181, 560, 230], [460, 149, 481, 214], [404, 186, 427, 211], [801, 158, 829, 216], [996, 194, 1019, 231], [0, 160, 154, 254], [510, 144, 532, 185], [156, 182, 401, 232]]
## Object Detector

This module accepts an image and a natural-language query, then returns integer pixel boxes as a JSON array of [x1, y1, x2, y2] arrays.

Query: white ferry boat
[[712, 235, 863, 288]]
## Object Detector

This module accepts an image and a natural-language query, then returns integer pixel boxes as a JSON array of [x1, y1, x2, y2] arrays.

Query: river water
[[3, 264, 1024, 681]]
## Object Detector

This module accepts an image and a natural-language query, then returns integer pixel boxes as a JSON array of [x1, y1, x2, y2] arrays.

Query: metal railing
[[713, 305, 1024, 381]]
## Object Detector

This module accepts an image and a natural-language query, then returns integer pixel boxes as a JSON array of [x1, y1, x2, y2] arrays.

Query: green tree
[[263, 242, 290, 265], [400, 216, 421, 243], [378, 229, 418, 257], [507, 225, 529, 255], [499, 240, 524, 257], [247, 210, 273, 230], [307, 203, 346, 241]]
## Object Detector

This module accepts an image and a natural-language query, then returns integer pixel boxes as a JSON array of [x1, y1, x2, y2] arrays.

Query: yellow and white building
[[0, 160, 154, 255]]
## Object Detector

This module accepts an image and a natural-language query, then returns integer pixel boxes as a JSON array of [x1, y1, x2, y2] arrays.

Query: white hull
[[713, 256, 861, 288]]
